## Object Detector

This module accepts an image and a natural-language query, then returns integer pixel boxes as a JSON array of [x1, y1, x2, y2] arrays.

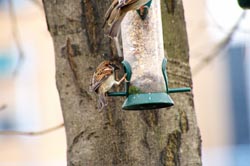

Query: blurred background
[[0, 0, 249, 165]]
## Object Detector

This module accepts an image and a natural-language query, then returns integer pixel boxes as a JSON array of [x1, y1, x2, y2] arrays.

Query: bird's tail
[[114, 37, 123, 57], [98, 93, 107, 111], [109, 12, 126, 38], [102, 0, 119, 28]]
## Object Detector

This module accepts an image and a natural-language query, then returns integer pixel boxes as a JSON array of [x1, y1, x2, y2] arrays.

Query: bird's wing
[[103, 0, 119, 27], [91, 68, 113, 92], [96, 61, 110, 71], [118, 0, 138, 8]]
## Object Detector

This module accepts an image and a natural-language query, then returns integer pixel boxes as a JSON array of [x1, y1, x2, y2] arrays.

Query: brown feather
[[96, 61, 110, 71], [90, 61, 115, 92], [118, 0, 139, 9], [103, 0, 150, 37], [109, 12, 126, 37], [103, 0, 119, 27], [90, 61, 127, 111]]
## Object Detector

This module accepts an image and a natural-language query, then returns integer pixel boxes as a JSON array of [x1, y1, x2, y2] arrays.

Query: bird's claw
[[123, 73, 129, 82]]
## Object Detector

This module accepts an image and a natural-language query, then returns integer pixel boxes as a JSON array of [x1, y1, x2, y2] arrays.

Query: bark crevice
[[160, 130, 182, 166], [68, 130, 87, 154]]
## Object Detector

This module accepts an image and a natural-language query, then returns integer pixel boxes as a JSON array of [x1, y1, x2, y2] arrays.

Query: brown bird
[[90, 61, 127, 111], [103, 0, 151, 38]]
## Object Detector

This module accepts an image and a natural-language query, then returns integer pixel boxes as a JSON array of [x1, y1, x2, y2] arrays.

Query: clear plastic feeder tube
[[121, 0, 166, 93]]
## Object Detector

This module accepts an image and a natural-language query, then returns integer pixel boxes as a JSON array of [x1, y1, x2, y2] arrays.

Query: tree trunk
[[42, 0, 202, 165]]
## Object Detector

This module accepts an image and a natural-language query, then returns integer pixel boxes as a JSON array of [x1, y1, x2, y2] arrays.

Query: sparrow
[[90, 61, 127, 111], [103, 0, 151, 38]]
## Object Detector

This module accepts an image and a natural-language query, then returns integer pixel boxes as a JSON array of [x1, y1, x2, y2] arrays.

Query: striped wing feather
[[118, 0, 138, 8], [91, 67, 113, 92], [103, 0, 119, 27]]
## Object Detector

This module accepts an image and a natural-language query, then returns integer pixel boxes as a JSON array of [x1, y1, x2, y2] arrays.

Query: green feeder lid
[[122, 92, 174, 110]]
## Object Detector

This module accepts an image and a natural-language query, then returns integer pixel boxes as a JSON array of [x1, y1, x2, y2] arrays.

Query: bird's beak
[[110, 64, 120, 70]]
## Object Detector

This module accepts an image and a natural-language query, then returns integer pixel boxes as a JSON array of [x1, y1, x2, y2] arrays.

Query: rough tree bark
[[42, 0, 202, 165]]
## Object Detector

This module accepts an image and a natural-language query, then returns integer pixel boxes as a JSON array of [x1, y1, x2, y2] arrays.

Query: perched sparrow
[[90, 61, 127, 111], [103, 0, 151, 37]]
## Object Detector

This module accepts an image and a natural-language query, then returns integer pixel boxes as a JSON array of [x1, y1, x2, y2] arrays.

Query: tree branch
[[8, 0, 25, 77], [0, 105, 7, 111], [192, 11, 246, 76], [0, 123, 64, 136], [205, 5, 249, 34]]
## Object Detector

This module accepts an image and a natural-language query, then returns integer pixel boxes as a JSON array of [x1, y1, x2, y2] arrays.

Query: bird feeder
[[238, 0, 250, 8], [108, 0, 190, 110]]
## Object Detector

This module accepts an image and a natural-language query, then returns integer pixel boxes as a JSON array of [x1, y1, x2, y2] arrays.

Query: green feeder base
[[122, 92, 174, 110]]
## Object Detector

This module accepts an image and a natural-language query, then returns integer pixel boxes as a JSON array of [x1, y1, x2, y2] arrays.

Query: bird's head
[[109, 62, 120, 71]]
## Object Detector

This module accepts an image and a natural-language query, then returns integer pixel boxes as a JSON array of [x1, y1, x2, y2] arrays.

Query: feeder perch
[[238, 0, 250, 8]]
